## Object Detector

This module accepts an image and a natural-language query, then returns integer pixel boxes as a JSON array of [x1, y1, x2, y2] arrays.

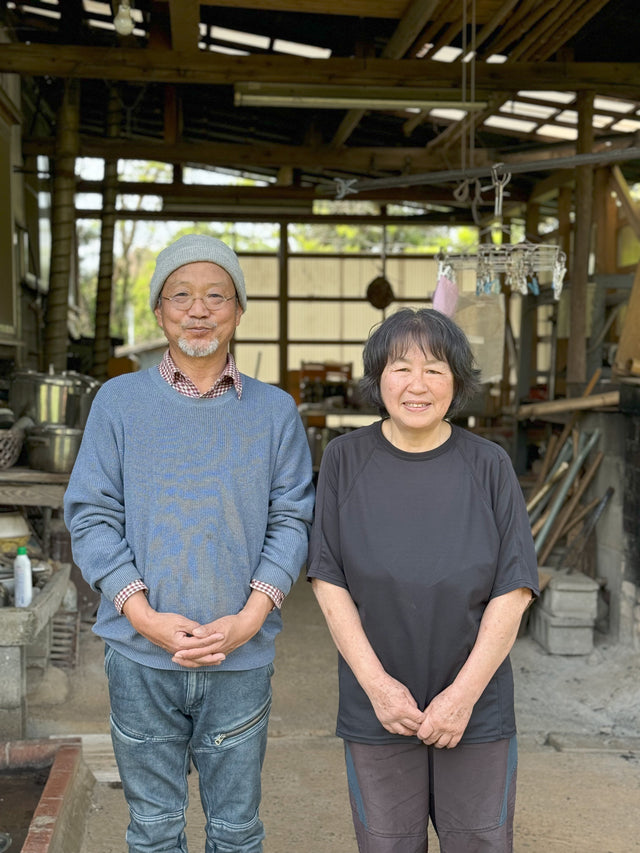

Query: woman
[[307, 308, 538, 853]]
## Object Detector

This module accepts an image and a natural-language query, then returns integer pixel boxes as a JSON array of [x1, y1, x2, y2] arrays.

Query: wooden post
[[44, 80, 79, 373], [614, 261, 640, 375], [557, 185, 572, 276], [92, 87, 121, 382], [594, 168, 618, 275], [278, 223, 289, 390], [567, 91, 594, 392]]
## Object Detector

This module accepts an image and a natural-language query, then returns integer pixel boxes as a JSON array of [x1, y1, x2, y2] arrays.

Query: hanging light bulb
[[114, 2, 134, 36]]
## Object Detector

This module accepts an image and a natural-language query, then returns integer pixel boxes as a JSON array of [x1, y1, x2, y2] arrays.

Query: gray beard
[[177, 337, 220, 357]]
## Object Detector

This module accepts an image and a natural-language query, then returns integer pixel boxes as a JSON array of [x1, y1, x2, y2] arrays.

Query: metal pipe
[[326, 145, 640, 196], [528, 441, 573, 526], [534, 429, 601, 556]]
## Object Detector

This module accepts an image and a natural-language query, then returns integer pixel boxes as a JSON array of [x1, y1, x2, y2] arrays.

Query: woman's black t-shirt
[[307, 421, 539, 745]]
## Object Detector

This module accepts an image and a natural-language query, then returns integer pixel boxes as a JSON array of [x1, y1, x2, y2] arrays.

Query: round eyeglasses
[[161, 293, 237, 311]]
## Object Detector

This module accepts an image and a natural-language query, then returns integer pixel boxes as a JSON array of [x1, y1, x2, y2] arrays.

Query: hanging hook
[[489, 162, 511, 219]]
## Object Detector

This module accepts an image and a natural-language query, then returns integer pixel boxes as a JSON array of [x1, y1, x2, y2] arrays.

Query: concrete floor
[[27, 575, 640, 853]]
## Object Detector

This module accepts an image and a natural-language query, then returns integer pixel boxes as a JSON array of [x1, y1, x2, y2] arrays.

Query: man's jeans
[[105, 645, 273, 853]]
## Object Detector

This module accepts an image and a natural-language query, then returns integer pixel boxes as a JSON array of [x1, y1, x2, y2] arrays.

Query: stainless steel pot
[[26, 425, 84, 473], [10, 369, 100, 429]]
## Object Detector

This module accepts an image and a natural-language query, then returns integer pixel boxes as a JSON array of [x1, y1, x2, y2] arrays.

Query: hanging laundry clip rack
[[437, 164, 567, 301]]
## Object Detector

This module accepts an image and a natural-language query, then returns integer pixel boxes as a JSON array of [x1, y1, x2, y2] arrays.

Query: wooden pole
[[92, 87, 121, 382], [538, 450, 603, 565], [594, 168, 618, 275], [567, 90, 594, 390], [517, 390, 619, 419], [44, 80, 79, 372]]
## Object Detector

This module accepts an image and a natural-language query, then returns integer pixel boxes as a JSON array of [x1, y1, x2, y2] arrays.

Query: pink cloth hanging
[[432, 275, 459, 317]]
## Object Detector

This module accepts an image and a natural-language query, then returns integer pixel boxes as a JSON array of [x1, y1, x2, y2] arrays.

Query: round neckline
[[375, 419, 456, 459]]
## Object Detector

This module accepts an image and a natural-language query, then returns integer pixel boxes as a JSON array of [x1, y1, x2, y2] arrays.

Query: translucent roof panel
[[272, 39, 331, 58], [431, 46, 463, 62], [21, 4, 60, 17], [207, 45, 249, 56], [211, 26, 270, 50], [517, 90, 575, 104], [594, 96, 635, 114], [502, 100, 558, 120], [484, 115, 538, 133], [611, 118, 640, 132], [430, 108, 468, 121], [555, 110, 578, 124], [537, 124, 578, 140]]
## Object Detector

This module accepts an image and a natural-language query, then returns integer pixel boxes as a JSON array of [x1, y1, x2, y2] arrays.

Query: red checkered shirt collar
[[158, 349, 243, 399]]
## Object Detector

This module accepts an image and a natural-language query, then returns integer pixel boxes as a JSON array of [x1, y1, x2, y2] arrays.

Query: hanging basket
[[366, 275, 395, 310], [0, 429, 24, 471]]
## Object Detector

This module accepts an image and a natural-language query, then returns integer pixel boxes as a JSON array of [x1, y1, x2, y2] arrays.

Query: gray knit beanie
[[149, 234, 247, 311]]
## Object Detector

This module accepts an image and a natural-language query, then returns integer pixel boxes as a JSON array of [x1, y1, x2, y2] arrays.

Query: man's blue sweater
[[64, 366, 314, 671]]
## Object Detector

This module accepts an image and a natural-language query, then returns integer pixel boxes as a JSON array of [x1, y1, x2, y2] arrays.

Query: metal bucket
[[10, 370, 99, 429], [25, 425, 84, 473]]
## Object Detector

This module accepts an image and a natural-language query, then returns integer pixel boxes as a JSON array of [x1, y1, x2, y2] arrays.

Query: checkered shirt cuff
[[114, 579, 149, 615], [250, 579, 285, 610]]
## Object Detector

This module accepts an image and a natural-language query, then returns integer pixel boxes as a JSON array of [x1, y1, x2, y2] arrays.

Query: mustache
[[180, 321, 218, 330]]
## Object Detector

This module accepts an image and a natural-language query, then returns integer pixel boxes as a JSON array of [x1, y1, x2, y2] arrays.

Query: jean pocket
[[104, 643, 115, 677], [211, 697, 271, 749]]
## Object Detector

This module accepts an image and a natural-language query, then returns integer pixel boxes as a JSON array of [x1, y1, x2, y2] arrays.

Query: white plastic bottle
[[13, 546, 32, 607]]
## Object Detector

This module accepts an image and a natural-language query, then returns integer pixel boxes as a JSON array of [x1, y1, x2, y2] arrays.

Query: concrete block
[[540, 568, 599, 620], [530, 603, 595, 655], [27, 621, 52, 669]]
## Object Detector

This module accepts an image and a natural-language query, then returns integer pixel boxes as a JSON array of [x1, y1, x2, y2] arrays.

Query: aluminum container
[[26, 425, 84, 474], [9, 369, 100, 429]]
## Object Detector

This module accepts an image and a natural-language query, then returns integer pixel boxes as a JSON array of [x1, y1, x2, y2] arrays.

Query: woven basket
[[0, 428, 24, 470]]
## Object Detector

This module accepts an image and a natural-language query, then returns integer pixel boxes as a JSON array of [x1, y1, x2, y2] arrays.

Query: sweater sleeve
[[250, 394, 315, 595], [64, 392, 142, 603]]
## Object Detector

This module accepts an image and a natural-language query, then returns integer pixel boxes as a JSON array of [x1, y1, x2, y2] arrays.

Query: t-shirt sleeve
[[489, 451, 539, 600], [306, 441, 348, 588]]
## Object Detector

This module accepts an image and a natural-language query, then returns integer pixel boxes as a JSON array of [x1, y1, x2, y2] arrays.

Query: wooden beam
[[594, 168, 618, 274], [188, 0, 411, 18], [557, 185, 573, 273], [331, 0, 444, 147], [508, 0, 576, 63], [472, 0, 522, 58], [517, 391, 620, 418], [426, 0, 621, 154], [24, 136, 455, 173], [614, 262, 640, 375], [567, 90, 594, 388], [168, 0, 201, 52], [528, 170, 574, 203], [610, 164, 640, 241], [0, 45, 638, 95], [530, 0, 612, 63]]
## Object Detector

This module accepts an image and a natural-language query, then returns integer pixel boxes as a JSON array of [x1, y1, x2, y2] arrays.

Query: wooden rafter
[[425, 0, 614, 153], [0, 45, 637, 96]]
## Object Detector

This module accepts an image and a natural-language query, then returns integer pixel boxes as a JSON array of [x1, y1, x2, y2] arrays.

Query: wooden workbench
[[0, 467, 69, 557]]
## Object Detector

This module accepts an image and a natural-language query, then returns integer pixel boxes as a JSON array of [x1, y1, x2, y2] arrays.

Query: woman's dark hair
[[359, 308, 481, 418]]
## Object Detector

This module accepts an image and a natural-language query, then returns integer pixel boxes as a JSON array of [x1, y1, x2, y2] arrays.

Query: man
[[64, 234, 314, 853]]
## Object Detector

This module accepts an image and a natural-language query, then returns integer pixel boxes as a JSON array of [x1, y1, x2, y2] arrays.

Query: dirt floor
[[26, 576, 640, 853]]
